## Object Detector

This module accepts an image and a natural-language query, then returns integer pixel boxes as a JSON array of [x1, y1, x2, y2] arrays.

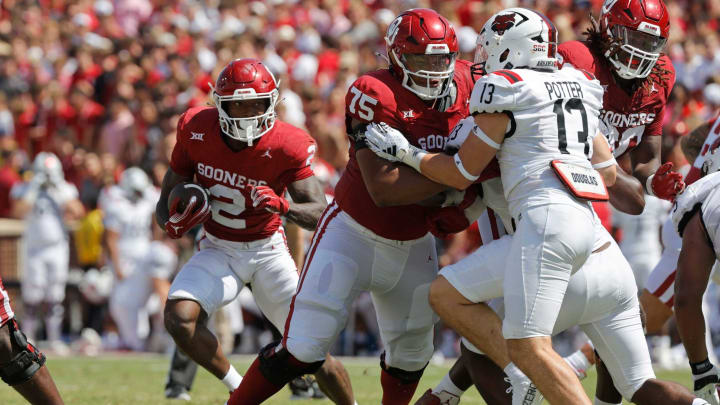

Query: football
[[167, 182, 208, 214]]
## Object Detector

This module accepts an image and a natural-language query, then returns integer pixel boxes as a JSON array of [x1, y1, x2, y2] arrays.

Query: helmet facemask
[[606, 25, 666, 79], [391, 48, 457, 100], [212, 85, 279, 146]]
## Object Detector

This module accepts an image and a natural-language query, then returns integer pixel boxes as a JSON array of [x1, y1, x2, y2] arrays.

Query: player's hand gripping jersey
[[170, 106, 316, 242], [334, 59, 481, 241], [469, 66, 605, 214]]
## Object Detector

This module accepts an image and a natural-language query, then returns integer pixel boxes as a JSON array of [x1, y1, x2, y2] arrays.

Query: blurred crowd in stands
[[1, 0, 720, 363]]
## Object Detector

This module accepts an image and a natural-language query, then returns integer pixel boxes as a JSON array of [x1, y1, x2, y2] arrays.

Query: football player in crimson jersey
[[559, 0, 683, 211], [228, 9, 490, 405], [0, 276, 65, 404], [155, 58, 355, 405]]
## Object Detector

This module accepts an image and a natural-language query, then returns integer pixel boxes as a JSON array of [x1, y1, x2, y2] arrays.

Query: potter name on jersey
[[196, 162, 267, 189], [544, 81, 584, 100]]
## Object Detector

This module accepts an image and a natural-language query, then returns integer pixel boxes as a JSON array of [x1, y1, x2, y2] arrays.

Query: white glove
[[695, 383, 719, 405], [364, 122, 426, 171], [693, 360, 720, 405]]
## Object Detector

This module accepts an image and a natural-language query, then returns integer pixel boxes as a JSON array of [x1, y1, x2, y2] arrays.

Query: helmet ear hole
[[499, 49, 510, 63]]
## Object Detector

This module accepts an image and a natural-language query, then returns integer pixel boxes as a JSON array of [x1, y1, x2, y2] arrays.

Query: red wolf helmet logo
[[491, 13, 517, 35]]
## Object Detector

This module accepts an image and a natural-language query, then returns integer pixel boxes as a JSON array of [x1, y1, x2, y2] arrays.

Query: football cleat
[[165, 385, 191, 401], [414, 388, 460, 405]]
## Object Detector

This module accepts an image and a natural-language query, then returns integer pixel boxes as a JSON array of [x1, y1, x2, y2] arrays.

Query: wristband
[[691, 358, 714, 375], [592, 157, 616, 169], [402, 145, 426, 172], [454, 153, 479, 182], [645, 174, 656, 196], [472, 126, 501, 149]]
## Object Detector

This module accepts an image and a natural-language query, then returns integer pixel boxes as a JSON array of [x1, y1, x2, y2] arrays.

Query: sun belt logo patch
[[491, 13, 517, 35]]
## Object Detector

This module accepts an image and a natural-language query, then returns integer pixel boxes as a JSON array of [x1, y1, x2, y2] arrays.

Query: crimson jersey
[[171, 107, 316, 242], [335, 60, 478, 241], [558, 41, 675, 157]]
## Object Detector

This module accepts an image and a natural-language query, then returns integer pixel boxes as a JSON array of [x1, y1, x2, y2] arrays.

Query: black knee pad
[[0, 320, 46, 386], [258, 341, 324, 387], [380, 352, 427, 384]]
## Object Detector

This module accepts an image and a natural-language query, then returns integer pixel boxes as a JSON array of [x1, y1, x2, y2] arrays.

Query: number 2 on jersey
[[208, 184, 246, 229], [554, 98, 589, 157]]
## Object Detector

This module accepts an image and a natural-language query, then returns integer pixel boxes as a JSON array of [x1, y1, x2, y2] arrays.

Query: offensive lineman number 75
[[349, 86, 378, 121]]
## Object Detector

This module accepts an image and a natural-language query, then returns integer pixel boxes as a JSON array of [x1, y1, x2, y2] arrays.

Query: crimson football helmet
[[385, 8, 458, 100], [474, 8, 559, 73], [211, 58, 279, 145], [600, 0, 669, 79]]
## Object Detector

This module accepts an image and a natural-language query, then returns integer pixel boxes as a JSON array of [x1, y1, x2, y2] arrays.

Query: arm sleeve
[[102, 206, 122, 232], [445, 117, 477, 153], [169, 111, 195, 177], [345, 75, 397, 133], [701, 190, 720, 257], [278, 134, 317, 185], [469, 73, 518, 114], [673, 172, 720, 236]]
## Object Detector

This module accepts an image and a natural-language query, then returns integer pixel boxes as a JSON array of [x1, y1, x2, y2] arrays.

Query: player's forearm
[[286, 201, 327, 231], [675, 294, 709, 363], [358, 152, 448, 206], [155, 201, 170, 227], [633, 158, 660, 194], [608, 167, 645, 215]]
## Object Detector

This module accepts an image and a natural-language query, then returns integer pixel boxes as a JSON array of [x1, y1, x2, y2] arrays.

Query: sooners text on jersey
[[335, 60, 476, 241], [558, 41, 675, 157], [171, 106, 315, 242]]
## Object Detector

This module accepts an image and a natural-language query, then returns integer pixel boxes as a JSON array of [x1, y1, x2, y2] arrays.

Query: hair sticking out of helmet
[[598, 0, 669, 79], [211, 58, 280, 146], [385, 9, 459, 100], [474, 8, 559, 74]]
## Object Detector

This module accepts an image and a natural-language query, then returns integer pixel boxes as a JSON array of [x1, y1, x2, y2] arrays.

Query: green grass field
[[0, 354, 694, 404]]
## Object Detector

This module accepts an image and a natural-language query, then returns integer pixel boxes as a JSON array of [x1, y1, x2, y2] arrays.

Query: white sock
[[693, 399, 711, 405], [565, 349, 591, 378], [504, 362, 527, 383], [221, 365, 243, 391], [433, 372, 465, 396], [594, 398, 621, 405]]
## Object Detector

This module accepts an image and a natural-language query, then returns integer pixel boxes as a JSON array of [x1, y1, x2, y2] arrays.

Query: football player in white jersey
[[612, 195, 671, 290], [10, 152, 84, 344], [101, 167, 160, 350], [673, 162, 720, 404], [403, 116, 707, 405], [365, 8, 612, 404]]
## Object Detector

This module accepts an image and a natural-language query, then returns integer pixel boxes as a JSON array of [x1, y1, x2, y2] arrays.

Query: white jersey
[[100, 185, 159, 266], [469, 66, 605, 215], [140, 241, 177, 280], [613, 196, 671, 261], [672, 171, 720, 258], [11, 181, 78, 247]]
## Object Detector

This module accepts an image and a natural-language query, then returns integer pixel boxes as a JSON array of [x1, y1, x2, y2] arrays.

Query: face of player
[[225, 99, 270, 119], [402, 53, 456, 88]]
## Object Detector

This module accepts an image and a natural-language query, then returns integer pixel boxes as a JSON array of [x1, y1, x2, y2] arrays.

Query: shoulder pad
[[469, 72, 522, 114], [672, 172, 720, 236], [346, 72, 397, 124]]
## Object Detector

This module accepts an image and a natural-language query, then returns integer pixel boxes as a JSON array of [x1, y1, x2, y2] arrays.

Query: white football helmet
[[474, 8, 559, 74], [32, 152, 64, 185], [119, 167, 150, 201], [702, 144, 720, 177]]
